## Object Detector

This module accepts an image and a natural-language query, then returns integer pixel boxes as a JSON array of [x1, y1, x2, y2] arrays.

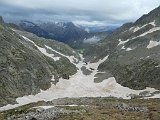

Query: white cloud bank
[[0, 0, 159, 26]]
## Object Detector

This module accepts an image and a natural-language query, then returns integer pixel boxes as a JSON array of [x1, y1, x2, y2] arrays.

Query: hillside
[[84, 6, 160, 90], [0, 17, 79, 107]]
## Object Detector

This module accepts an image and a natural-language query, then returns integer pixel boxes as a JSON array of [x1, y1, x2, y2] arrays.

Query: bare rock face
[[62, 74, 70, 79]]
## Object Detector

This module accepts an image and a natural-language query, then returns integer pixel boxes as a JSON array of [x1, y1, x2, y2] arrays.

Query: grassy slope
[[1, 97, 160, 120]]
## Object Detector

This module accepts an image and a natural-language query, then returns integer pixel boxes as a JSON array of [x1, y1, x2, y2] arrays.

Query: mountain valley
[[17, 20, 109, 49], [0, 5, 160, 120]]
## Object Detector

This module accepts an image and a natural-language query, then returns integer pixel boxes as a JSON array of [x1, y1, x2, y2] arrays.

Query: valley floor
[[0, 50, 160, 111]]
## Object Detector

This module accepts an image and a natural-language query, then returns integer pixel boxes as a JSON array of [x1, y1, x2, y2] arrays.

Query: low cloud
[[0, 0, 159, 26]]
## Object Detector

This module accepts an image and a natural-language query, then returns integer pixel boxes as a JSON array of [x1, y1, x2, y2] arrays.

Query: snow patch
[[22, 36, 60, 61], [146, 94, 160, 99], [118, 39, 129, 46], [130, 20, 156, 33], [121, 46, 125, 49], [126, 48, 132, 51], [36, 46, 60, 61], [35, 105, 88, 109], [51, 75, 55, 82], [34, 106, 55, 110], [119, 21, 159, 49], [150, 20, 156, 27], [0, 54, 159, 111], [118, 26, 160, 49], [45, 45, 78, 64], [22, 35, 79, 63], [147, 40, 160, 49]]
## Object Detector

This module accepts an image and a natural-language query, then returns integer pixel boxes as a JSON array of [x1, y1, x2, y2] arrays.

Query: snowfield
[[147, 40, 160, 49], [0, 35, 160, 111]]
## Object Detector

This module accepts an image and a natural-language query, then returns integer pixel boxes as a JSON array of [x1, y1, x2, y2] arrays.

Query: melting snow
[[22, 36, 60, 61], [130, 20, 156, 33], [33, 106, 55, 110], [126, 48, 132, 51], [51, 75, 55, 82], [118, 26, 160, 49], [147, 40, 160, 49], [45, 45, 78, 64], [150, 20, 156, 27], [130, 27, 160, 41], [138, 27, 160, 37], [118, 39, 130, 46], [145, 93, 160, 99], [121, 46, 125, 49], [22, 35, 78, 63], [0, 54, 159, 111], [34, 104, 87, 110], [2, 30, 159, 111]]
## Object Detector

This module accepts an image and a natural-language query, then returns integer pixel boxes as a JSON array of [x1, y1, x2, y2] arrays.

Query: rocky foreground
[[1, 97, 160, 120]]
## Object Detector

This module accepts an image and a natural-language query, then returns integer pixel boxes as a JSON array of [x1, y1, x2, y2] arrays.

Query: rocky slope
[[1, 97, 160, 120], [0, 17, 80, 107], [84, 6, 160, 90]]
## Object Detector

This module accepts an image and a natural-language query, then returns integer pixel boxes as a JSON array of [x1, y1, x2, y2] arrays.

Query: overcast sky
[[0, 0, 159, 26]]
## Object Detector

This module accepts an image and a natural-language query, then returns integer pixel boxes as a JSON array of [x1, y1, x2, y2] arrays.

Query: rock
[[62, 74, 70, 79], [89, 68, 95, 71], [36, 107, 45, 113], [115, 103, 149, 112], [30, 118, 37, 120]]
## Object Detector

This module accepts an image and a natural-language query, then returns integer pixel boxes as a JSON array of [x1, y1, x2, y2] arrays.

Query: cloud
[[0, 0, 159, 25]]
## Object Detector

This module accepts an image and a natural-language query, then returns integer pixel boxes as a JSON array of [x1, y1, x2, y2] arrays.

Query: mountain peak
[[134, 6, 160, 26]]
